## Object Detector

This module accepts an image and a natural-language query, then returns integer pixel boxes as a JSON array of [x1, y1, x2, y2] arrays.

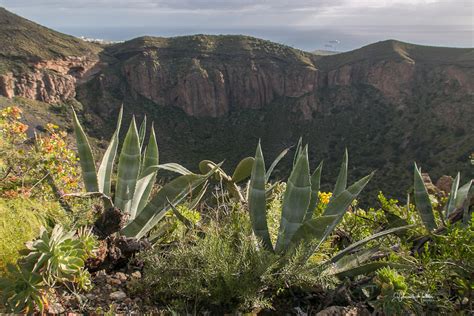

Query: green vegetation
[[0, 7, 100, 74], [0, 106, 472, 314]]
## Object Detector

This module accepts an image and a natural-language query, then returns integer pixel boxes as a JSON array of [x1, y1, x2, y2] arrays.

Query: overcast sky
[[1, 0, 472, 51]]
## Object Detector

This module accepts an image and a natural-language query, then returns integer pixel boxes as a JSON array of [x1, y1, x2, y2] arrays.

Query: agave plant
[[72, 108, 215, 239], [198, 157, 254, 202], [249, 143, 374, 254], [413, 163, 472, 231], [248, 142, 412, 277]]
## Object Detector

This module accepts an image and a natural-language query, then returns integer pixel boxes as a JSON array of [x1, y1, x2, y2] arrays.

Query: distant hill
[[312, 49, 339, 56], [0, 7, 100, 74], [0, 8, 472, 202]]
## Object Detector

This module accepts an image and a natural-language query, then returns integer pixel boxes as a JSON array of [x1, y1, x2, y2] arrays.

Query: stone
[[131, 271, 142, 279], [436, 175, 454, 195], [109, 290, 127, 300], [48, 302, 65, 314], [422, 173, 439, 195], [115, 272, 128, 282]]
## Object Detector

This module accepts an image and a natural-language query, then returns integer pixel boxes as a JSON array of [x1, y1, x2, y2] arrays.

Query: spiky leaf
[[304, 161, 323, 222], [445, 172, 460, 218], [333, 149, 348, 197], [121, 173, 210, 239], [248, 142, 273, 250], [455, 180, 472, 209], [114, 118, 141, 214], [138, 115, 147, 149], [265, 147, 289, 182], [134, 126, 159, 215], [97, 106, 123, 196], [413, 164, 437, 232], [72, 109, 98, 192], [275, 145, 311, 253]]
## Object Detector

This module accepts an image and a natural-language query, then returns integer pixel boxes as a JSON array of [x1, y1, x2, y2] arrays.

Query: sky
[[1, 0, 472, 51]]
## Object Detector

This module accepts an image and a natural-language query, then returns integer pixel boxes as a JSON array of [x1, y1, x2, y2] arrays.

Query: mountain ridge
[[0, 8, 472, 202]]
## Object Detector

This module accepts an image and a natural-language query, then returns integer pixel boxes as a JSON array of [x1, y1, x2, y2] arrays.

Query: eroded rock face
[[1, 37, 473, 121], [0, 55, 99, 103], [122, 50, 319, 117]]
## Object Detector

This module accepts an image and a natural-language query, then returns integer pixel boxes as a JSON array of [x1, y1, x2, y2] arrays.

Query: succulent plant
[[413, 163, 472, 231], [72, 108, 216, 239], [249, 142, 373, 254], [198, 157, 254, 202], [246, 141, 414, 283]]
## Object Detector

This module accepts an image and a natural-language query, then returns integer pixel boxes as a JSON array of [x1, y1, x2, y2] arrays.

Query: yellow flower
[[318, 191, 332, 205]]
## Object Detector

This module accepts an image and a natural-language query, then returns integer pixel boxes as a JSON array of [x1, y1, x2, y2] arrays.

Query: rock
[[0, 56, 98, 104], [436, 175, 454, 195], [115, 272, 128, 282], [422, 173, 439, 195], [131, 271, 142, 279], [107, 277, 121, 286], [109, 290, 127, 300], [48, 302, 66, 314]]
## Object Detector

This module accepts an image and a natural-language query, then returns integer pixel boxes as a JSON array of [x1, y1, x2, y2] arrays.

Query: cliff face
[[0, 7, 101, 104], [0, 56, 99, 103], [92, 36, 472, 119]]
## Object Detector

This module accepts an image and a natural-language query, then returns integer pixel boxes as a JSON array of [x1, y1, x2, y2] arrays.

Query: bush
[[0, 198, 67, 274], [132, 205, 336, 313]]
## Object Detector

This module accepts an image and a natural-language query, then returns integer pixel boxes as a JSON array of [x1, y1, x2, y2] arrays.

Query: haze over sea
[[44, 25, 473, 52]]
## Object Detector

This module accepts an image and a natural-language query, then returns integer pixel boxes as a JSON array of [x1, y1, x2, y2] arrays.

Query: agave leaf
[[231, 157, 255, 183], [129, 170, 158, 219], [463, 185, 474, 225], [314, 172, 374, 249], [445, 172, 460, 218], [413, 163, 437, 232], [114, 118, 141, 214], [329, 225, 414, 263], [293, 137, 303, 167], [329, 248, 378, 275], [334, 262, 411, 279], [248, 142, 273, 250], [157, 163, 193, 175], [167, 198, 193, 229], [141, 124, 159, 175], [455, 180, 472, 209], [275, 145, 311, 253], [265, 147, 290, 182], [97, 106, 123, 196], [333, 149, 348, 197], [121, 173, 211, 239], [289, 215, 339, 249], [199, 160, 227, 181], [304, 161, 323, 222], [72, 109, 98, 192], [134, 125, 159, 215], [188, 182, 209, 209], [138, 115, 147, 150]]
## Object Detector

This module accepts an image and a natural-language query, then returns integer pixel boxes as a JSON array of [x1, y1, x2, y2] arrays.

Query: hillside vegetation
[[0, 7, 100, 74]]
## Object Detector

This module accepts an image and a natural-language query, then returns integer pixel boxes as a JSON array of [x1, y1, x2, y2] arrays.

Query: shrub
[[0, 198, 67, 274], [132, 206, 336, 313]]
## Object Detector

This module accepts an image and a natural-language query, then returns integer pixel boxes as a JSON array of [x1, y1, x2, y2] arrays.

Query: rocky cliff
[[0, 56, 100, 103], [0, 7, 101, 103], [0, 8, 472, 202], [79, 36, 472, 121]]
